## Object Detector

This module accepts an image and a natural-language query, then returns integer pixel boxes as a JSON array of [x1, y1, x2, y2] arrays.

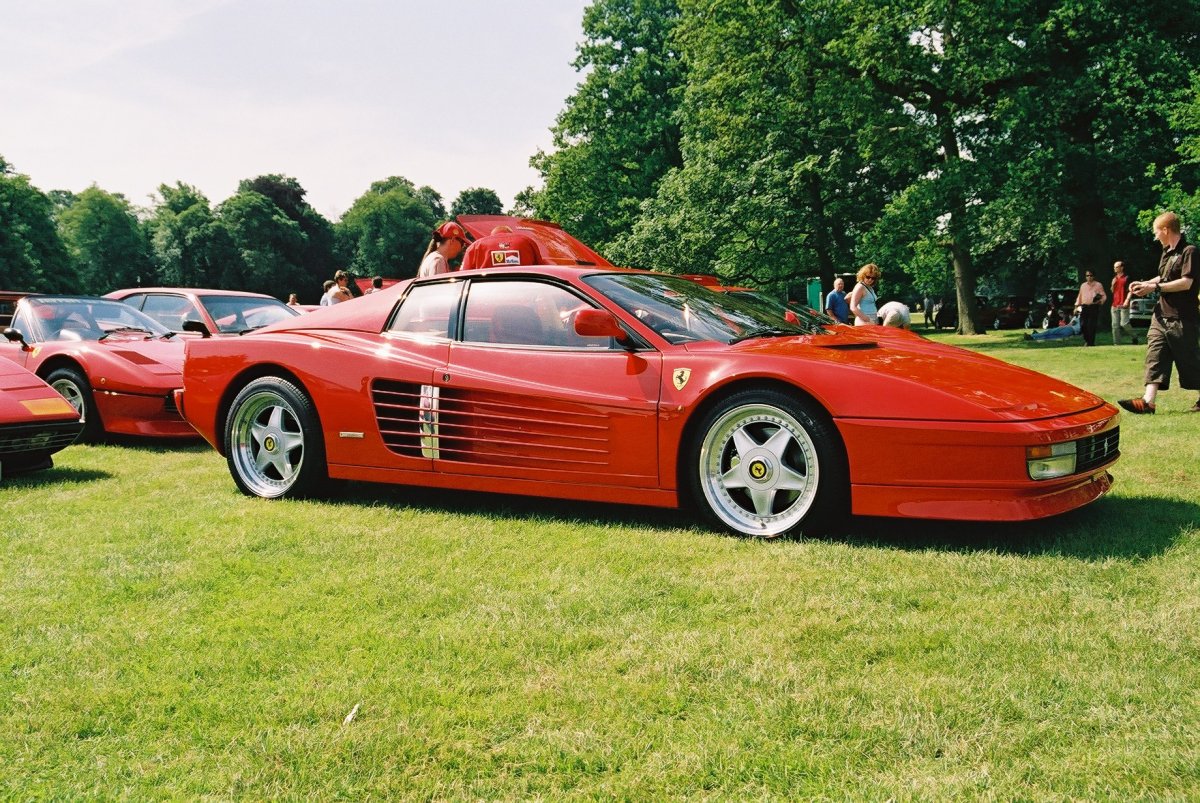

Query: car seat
[[490, 304, 544, 345]]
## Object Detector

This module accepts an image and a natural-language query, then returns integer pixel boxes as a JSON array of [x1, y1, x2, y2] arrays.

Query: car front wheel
[[224, 376, 326, 499], [46, 365, 102, 441], [688, 389, 848, 538]]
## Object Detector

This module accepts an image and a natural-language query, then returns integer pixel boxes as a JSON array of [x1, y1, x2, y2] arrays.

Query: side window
[[388, 281, 462, 338], [462, 280, 612, 349], [140, 294, 194, 331]]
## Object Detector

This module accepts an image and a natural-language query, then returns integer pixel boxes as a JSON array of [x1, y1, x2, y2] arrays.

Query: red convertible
[[1, 295, 195, 441], [0, 357, 82, 476], [176, 217, 1119, 538]]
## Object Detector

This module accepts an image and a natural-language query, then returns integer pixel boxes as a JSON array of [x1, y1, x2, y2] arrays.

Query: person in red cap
[[460, 225, 544, 271], [418, 221, 470, 278]]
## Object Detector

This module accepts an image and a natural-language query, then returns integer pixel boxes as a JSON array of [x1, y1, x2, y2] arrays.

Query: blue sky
[[0, 0, 591, 219]]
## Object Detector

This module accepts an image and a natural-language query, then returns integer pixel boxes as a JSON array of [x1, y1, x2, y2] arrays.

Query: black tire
[[45, 366, 102, 442], [223, 376, 327, 499], [686, 389, 848, 538]]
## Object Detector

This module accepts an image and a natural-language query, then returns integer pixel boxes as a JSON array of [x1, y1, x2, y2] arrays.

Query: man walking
[[1118, 211, 1200, 414], [1074, 269, 1107, 346], [1110, 261, 1137, 345]]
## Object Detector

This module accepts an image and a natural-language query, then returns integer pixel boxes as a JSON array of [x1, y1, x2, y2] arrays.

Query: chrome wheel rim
[[699, 403, 819, 537], [51, 378, 86, 422], [229, 389, 306, 498]]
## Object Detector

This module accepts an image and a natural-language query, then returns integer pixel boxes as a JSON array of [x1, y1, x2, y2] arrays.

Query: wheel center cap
[[263, 434, 278, 452], [746, 456, 773, 484]]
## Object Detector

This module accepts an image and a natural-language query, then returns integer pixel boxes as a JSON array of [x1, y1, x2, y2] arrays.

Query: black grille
[[371, 380, 425, 457], [164, 390, 180, 415], [1077, 427, 1119, 473], [0, 421, 82, 457]]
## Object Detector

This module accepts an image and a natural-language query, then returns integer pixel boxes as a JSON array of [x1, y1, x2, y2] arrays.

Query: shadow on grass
[[834, 494, 1194, 561], [329, 480, 1193, 562], [99, 434, 209, 453], [5, 465, 112, 486]]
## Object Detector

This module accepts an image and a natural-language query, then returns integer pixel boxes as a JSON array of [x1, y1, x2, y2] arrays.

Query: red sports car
[[1, 295, 195, 440], [104, 287, 300, 336], [176, 219, 1119, 538], [0, 357, 82, 476]]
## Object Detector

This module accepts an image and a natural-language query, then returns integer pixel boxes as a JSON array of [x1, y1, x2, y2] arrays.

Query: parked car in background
[[991, 295, 1035, 329], [930, 295, 989, 330], [0, 295, 194, 441], [0, 357, 82, 476], [1129, 289, 1158, 328], [105, 288, 299, 337], [177, 216, 1119, 539]]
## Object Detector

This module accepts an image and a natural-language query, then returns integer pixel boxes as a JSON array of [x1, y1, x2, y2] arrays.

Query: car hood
[[695, 329, 1108, 422]]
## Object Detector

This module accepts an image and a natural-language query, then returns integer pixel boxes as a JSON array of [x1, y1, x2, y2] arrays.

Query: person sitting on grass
[[1024, 313, 1081, 342]]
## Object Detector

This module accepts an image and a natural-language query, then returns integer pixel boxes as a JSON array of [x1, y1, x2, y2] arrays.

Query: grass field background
[[2, 326, 1198, 798]]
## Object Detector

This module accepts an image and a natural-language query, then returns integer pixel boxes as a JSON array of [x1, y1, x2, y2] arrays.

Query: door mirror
[[573, 308, 628, 342], [3, 327, 31, 350], [182, 319, 212, 338]]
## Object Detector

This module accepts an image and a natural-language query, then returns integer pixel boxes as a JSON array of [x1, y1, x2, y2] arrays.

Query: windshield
[[585, 273, 826, 344], [25, 296, 172, 342], [199, 295, 297, 334], [724, 289, 837, 329]]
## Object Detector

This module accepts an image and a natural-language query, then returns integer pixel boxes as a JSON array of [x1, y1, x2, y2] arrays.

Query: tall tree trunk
[[806, 173, 837, 292], [936, 109, 983, 335]]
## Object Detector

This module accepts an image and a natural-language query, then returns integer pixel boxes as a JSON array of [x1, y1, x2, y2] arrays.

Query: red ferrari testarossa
[[177, 217, 1119, 537]]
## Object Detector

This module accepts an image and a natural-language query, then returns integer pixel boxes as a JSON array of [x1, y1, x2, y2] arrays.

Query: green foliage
[[237, 175, 338, 299], [530, 0, 1197, 332], [56, 186, 153, 293], [216, 191, 307, 296], [147, 183, 237, 288], [335, 178, 440, 281], [450, 187, 504, 217], [0, 158, 74, 291], [526, 0, 684, 253]]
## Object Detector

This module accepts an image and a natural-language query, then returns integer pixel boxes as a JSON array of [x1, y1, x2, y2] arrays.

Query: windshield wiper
[[99, 326, 153, 340], [729, 327, 795, 344]]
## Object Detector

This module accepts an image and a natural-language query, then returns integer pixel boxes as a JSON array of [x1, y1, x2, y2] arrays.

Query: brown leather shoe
[[1118, 398, 1156, 415], [1189, 399, 1200, 413]]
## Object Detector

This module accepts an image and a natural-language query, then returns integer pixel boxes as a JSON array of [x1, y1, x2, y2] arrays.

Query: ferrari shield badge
[[672, 367, 692, 391]]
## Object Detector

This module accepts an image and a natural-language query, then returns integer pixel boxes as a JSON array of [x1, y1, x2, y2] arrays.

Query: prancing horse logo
[[672, 367, 692, 390]]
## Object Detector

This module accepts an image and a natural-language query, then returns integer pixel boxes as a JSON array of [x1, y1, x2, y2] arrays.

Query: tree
[[613, 0, 916, 298], [526, 0, 685, 253], [335, 177, 439, 280], [57, 185, 153, 293], [0, 156, 75, 292], [216, 191, 307, 296], [450, 188, 504, 217], [147, 183, 238, 288], [237, 175, 337, 297]]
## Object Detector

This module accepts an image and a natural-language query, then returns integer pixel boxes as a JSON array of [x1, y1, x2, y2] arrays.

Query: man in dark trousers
[[1118, 211, 1200, 414]]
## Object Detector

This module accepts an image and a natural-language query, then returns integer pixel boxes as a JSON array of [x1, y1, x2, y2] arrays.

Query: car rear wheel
[[688, 389, 848, 538], [224, 376, 326, 499], [46, 366, 102, 441]]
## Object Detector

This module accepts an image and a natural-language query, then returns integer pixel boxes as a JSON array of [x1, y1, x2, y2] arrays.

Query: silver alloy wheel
[[228, 387, 307, 498], [50, 377, 86, 422], [698, 402, 820, 537]]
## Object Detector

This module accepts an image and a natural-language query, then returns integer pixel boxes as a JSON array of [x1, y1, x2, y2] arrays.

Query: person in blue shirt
[[824, 277, 850, 324]]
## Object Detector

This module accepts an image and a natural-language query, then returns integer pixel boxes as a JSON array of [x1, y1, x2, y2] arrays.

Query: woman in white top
[[849, 263, 881, 325], [321, 270, 352, 305], [418, 221, 470, 278]]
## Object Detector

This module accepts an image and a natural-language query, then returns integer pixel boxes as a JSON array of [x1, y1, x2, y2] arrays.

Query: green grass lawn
[[3, 327, 1198, 798]]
